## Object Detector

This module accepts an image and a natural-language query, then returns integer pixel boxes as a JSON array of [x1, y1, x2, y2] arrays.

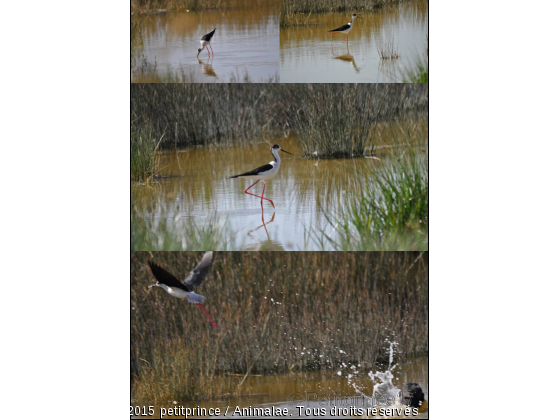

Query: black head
[[197, 48, 203, 57], [353, 13, 361, 19], [270, 144, 293, 155]]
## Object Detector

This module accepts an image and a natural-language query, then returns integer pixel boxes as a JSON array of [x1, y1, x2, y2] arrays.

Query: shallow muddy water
[[132, 0, 279, 83], [131, 137, 391, 251], [132, 357, 428, 419], [279, 2, 428, 83]]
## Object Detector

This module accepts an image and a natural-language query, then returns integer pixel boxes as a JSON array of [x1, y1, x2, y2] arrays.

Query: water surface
[[280, 2, 428, 83], [131, 357, 428, 419], [132, 0, 279, 82], [132, 137, 391, 251]]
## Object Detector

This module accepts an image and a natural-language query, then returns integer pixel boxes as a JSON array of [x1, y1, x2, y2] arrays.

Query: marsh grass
[[131, 252, 428, 402], [280, 0, 401, 27], [402, 35, 428, 83], [403, 57, 428, 83], [131, 84, 428, 153], [131, 0, 258, 14], [131, 120, 164, 181], [316, 146, 428, 251]]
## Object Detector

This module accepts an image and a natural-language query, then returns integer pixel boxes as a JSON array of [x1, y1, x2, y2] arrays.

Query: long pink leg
[[346, 34, 349, 51], [196, 304, 220, 329], [260, 181, 275, 209], [209, 43, 214, 56], [244, 180, 261, 199], [206, 45, 211, 57]]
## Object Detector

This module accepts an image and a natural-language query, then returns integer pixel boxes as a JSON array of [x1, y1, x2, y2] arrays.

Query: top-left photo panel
[[131, 0, 280, 83]]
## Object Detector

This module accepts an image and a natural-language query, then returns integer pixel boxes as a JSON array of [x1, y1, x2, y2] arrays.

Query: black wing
[[183, 251, 213, 290], [228, 163, 273, 178], [201, 28, 216, 41], [328, 23, 350, 33], [148, 261, 189, 291]]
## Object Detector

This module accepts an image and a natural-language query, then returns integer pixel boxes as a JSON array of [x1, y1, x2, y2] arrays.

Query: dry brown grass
[[131, 252, 428, 402]]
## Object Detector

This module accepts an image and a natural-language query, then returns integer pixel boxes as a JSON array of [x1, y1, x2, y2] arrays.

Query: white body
[[339, 15, 357, 34], [248, 148, 283, 180], [200, 40, 210, 49], [252, 160, 280, 180], [153, 284, 206, 303]]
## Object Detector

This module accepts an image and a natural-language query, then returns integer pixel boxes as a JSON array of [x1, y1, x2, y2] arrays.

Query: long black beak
[[281, 149, 293, 155], [356, 16, 362, 19], [197, 51, 201, 58]]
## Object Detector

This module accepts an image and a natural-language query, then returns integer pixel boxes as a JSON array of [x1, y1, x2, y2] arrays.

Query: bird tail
[[186, 292, 206, 304], [196, 304, 220, 329], [228, 174, 239, 179]]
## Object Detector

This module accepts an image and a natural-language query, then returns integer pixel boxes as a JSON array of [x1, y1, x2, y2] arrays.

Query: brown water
[[131, 137, 390, 251], [131, 357, 428, 419], [132, 0, 279, 83], [279, 2, 428, 83]]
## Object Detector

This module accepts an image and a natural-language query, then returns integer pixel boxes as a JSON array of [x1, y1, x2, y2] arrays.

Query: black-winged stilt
[[148, 252, 220, 329], [228, 144, 293, 210], [328, 14, 361, 50], [197, 28, 216, 58]]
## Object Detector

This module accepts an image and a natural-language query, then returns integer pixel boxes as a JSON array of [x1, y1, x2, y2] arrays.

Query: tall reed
[[131, 120, 163, 181], [130, 84, 428, 155], [131, 252, 428, 402]]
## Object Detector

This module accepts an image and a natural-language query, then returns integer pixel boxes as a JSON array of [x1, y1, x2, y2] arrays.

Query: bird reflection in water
[[247, 212, 275, 241], [333, 53, 360, 73], [198, 56, 218, 78], [246, 212, 285, 251]]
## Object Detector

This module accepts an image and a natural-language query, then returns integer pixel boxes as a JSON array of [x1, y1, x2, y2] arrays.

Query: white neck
[[271, 148, 281, 163], [350, 16, 356, 24]]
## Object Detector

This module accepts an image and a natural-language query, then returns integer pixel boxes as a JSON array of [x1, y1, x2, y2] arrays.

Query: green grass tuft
[[316, 147, 428, 250], [130, 120, 163, 181]]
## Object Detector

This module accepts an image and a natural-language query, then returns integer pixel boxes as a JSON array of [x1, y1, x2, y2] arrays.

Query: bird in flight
[[197, 28, 216, 58], [148, 252, 220, 329]]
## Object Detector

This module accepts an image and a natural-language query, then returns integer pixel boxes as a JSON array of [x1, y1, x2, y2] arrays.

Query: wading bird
[[228, 144, 293, 210], [148, 252, 220, 329], [328, 14, 361, 50], [197, 28, 216, 58]]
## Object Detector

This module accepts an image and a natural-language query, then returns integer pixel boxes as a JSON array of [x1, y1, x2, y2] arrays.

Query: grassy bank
[[131, 251, 428, 402], [280, 0, 404, 27], [131, 84, 428, 155], [315, 145, 428, 250]]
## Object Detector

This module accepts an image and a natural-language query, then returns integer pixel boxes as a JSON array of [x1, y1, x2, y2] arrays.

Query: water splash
[[343, 340, 402, 407]]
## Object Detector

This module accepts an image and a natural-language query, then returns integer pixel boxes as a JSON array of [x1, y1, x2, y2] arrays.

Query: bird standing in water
[[197, 28, 216, 58], [228, 144, 293, 210], [328, 14, 361, 50], [148, 252, 220, 329]]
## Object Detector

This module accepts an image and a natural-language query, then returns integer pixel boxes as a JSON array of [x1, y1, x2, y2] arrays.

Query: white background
[[1, 1, 560, 419]]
